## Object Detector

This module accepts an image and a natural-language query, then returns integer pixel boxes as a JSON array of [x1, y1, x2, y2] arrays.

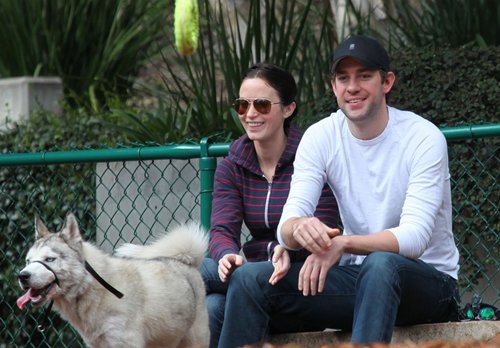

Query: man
[[217, 35, 460, 347]]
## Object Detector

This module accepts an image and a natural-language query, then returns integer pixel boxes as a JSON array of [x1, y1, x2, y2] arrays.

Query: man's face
[[331, 57, 394, 126]]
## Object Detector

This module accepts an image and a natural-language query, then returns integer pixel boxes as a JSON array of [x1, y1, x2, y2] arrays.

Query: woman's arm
[[208, 159, 244, 262]]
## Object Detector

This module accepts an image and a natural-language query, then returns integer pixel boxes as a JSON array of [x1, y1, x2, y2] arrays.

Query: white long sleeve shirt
[[277, 106, 459, 279]]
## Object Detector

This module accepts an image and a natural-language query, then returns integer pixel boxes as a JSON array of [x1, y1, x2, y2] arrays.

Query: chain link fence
[[0, 125, 498, 347]]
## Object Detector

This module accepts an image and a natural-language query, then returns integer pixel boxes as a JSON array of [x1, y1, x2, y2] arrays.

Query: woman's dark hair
[[242, 62, 298, 131]]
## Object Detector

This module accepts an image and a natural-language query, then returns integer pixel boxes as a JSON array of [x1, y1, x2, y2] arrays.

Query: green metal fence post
[[199, 137, 217, 231]]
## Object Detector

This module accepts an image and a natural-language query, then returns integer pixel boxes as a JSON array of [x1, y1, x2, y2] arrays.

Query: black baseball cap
[[331, 35, 390, 73]]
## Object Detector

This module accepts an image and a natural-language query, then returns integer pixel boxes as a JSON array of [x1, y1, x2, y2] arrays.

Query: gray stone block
[[0, 76, 63, 127], [269, 321, 500, 346]]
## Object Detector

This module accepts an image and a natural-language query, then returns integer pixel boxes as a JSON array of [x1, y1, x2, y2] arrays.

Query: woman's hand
[[218, 253, 244, 282], [268, 245, 291, 285]]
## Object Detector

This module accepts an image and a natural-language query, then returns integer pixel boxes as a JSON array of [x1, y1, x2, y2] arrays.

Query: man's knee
[[361, 251, 403, 272], [358, 252, 406, 288]]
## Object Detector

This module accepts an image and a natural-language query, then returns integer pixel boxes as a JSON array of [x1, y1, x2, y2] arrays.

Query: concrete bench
[[268, 321, 500, 346]]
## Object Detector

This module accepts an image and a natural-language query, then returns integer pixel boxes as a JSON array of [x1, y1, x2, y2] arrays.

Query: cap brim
[[332, 55, 383, 73]]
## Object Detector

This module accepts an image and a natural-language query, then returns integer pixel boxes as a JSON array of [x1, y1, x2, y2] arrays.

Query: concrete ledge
[[268, 321, 500, 347]]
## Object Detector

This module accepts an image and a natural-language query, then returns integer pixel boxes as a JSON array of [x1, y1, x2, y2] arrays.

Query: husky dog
[[17, 213, 209, 348]]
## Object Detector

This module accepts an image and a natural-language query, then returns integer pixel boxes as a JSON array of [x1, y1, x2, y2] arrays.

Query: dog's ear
[[60, 212, 83, 246], [35, 214, 50, 239]]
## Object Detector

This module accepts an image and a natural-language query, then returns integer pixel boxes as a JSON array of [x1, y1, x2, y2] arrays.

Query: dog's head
[[17, 213, 85, 310]]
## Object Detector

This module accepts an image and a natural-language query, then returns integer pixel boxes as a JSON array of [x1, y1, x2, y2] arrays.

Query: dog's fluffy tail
[[114, 222, 208, 267]]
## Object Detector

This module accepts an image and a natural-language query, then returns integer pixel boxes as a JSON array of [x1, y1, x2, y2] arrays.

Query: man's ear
[[383, 71, 396, 94], [331, 79, 339, 98]]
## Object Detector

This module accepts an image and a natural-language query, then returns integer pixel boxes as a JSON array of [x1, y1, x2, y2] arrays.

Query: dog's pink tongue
[[17, 289, 32, 310]]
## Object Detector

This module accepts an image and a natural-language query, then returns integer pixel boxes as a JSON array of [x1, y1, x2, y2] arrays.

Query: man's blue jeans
[[218, 252, 460, 348]]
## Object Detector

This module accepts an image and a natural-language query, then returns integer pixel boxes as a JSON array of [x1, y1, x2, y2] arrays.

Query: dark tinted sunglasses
[[233, 98, 281, 115]]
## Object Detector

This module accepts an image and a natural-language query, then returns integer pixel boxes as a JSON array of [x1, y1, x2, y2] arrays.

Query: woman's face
[[237, 77, 294, 143]]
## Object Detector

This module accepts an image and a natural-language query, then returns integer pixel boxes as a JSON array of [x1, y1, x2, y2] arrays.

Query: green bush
[[385, 0, 500, 48], [389, 44, 500, 127]]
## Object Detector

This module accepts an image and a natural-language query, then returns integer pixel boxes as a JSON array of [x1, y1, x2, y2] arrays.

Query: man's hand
[[291, 217, 341, 253], [218, 253, 244, 282], [269, 245, 291, 285], [299, 236, 345, 296]]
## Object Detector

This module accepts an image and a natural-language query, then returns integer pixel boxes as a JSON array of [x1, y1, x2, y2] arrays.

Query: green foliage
[[108, 100, 194, 145], [123, 0, 338, 143], [2, 112, 119, 153], [117, 0, 500, 143], [384, 0, 500, 48], [390, 44, 500, 127], [0, 0, 166, 108]]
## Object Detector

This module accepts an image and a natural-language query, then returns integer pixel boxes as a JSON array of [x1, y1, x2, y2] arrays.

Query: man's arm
[[282, 216, 398, 255], [277, 121, 333, 249], [335, 230, 399, 255]]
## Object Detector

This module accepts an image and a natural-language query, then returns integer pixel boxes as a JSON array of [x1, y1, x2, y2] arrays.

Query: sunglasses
[[233, 98, 281, 115]]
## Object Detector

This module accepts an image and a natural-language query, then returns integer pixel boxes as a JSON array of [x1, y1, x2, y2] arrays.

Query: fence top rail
[[0, 123, 498, 167], [440, 123, 500, 140], [0, 143, 231, 166]]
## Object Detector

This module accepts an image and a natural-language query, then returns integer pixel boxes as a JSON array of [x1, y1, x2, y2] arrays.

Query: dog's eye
[[45, 257, 56, 262]]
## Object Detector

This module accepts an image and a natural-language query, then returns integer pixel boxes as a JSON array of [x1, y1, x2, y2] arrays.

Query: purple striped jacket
[[208, 125, 340, 262]]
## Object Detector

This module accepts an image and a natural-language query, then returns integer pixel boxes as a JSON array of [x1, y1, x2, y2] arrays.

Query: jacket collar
[[227, 124, 303, 175]]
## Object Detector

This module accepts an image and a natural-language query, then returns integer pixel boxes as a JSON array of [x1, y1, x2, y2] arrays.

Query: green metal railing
[[441, 123, 500, 140], [0, 123, 498, 347]]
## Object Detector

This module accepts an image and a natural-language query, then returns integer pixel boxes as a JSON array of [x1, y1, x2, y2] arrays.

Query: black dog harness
[[33, 260, 123, 332]]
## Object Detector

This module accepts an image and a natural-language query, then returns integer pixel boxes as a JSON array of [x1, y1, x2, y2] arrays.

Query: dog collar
[[84, 261, 124, 299]]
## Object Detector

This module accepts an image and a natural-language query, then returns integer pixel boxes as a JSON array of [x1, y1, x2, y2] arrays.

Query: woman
[[201, 63, 339, 348]]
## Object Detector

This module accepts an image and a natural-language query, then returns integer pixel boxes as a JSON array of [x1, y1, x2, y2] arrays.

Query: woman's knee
[[206, 293, 225, 321], [201, 257, 217, 280], [202, 257, 229, 294], [230, 262, 274, 290]]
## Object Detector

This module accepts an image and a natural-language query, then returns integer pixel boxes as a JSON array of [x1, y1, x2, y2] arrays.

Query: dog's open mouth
[[17, 282, 57, 310]]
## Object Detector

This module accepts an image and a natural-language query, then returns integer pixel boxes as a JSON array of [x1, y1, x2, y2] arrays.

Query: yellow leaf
[[174, 0, 199, 56]]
